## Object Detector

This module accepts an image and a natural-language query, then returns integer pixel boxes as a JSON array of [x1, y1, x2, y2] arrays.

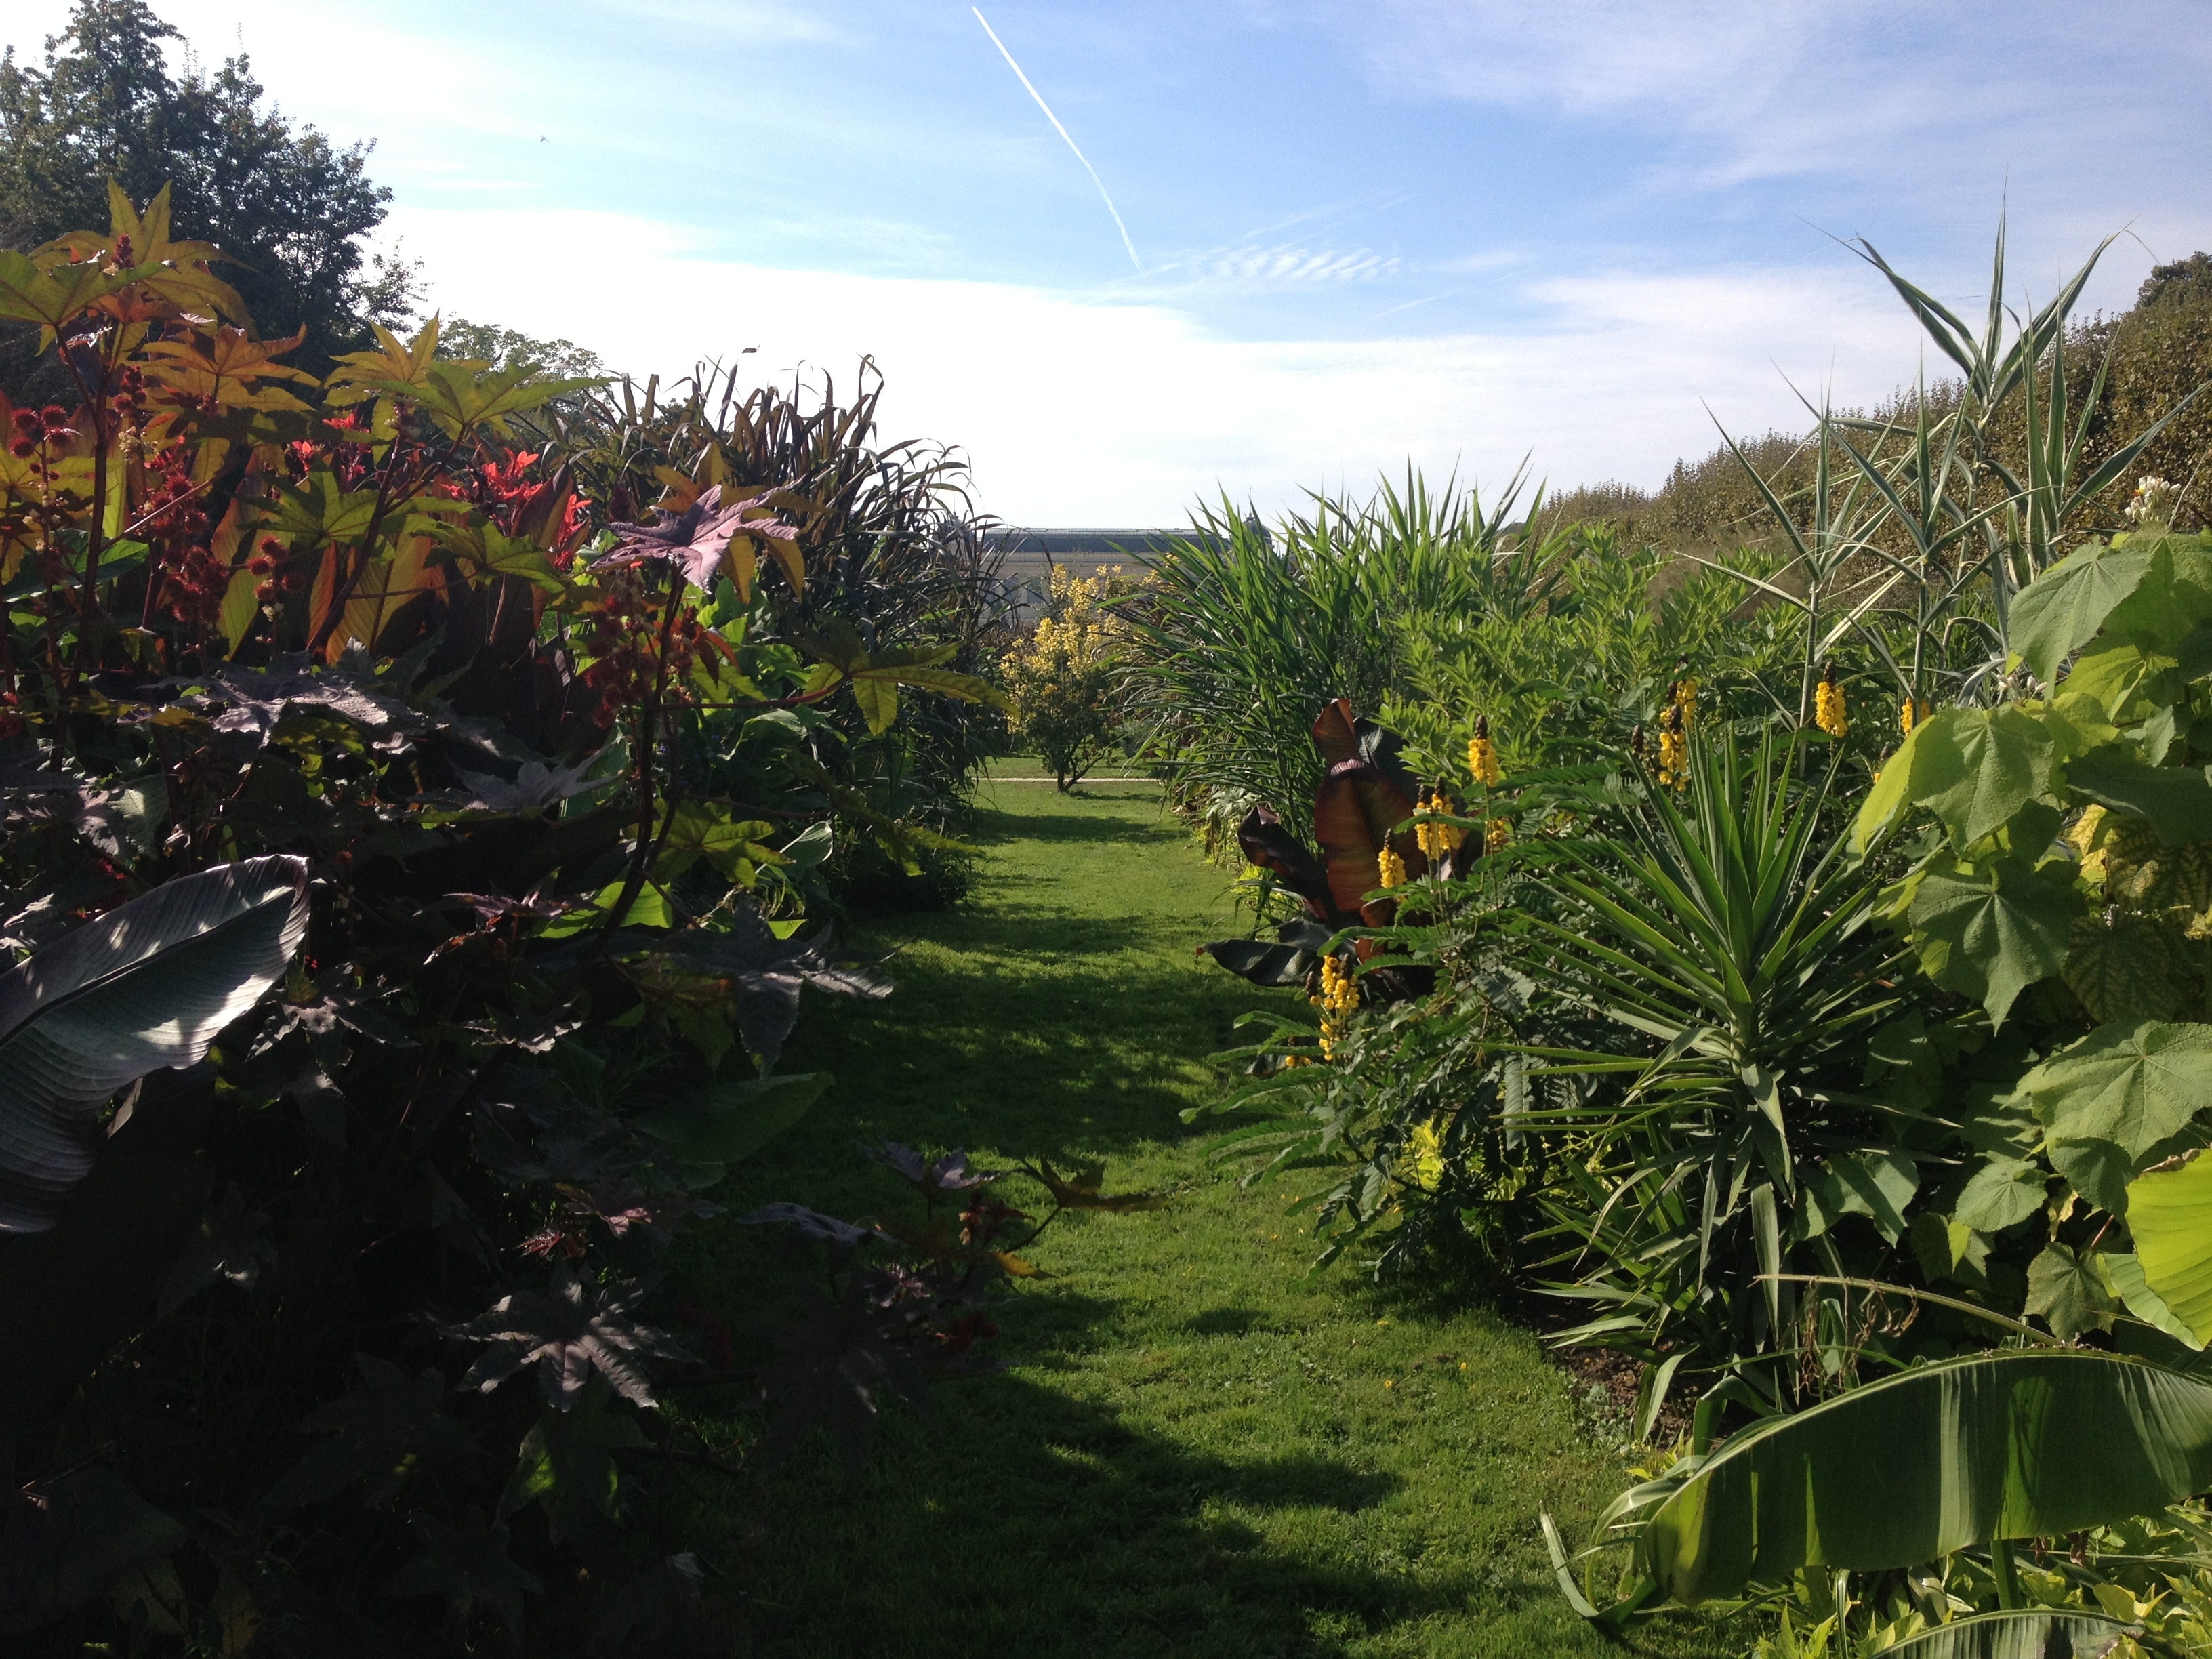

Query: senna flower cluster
[[1313, 954, 1358, 1060], [1900, 697, 1932, 737], [1376, 845, 1407, 888], [1414, 782, 1465, 861], [1815, 661, 1848, 738], [1467, 715, 1502, 788], [1656, 677, 1696, 788]]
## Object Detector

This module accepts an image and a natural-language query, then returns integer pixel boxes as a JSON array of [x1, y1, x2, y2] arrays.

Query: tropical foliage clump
[[0, 180, 1164, 1653], [1002, 561, 1140, 790], [1156, 222, 2212, 1656]]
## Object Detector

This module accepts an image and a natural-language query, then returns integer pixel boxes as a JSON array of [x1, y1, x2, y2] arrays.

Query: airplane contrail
[[971, 8, 1142, 274]]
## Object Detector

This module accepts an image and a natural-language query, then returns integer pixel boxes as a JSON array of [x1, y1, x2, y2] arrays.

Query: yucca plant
[[1513, 724, 1907, 1419]]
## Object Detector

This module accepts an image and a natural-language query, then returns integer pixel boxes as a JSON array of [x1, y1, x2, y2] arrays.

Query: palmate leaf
[[2024, 1242, 2120, 1338], [1909, 707, 2056, 851], [0, 857, 308, 1233], [2016, 1019, 2212, 1164], [2008, 538, 2158, 685], [2065, 747, 2212, 846], [2063, 912, 2190, 1023], [1626, 1351, 2212, 1605], [2129, 1151, 2212, 1344], [1906, 855, 2078, 1024], [446, 1266, 692, 1410]]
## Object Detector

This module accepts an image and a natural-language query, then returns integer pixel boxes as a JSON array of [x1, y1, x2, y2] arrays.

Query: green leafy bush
[[0, 183, 1168, 1653]]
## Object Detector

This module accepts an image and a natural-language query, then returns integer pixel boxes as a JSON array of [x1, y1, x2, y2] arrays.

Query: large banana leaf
[[1635, 1351, 2212, 1604], [0, 856, 308, 1233], [2128, 1151, 2212, 1343], [1876, 1610, 2150, 1659]]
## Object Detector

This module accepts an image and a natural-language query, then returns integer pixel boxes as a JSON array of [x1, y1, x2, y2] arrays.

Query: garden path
[[675, 769, 1729, 1658]]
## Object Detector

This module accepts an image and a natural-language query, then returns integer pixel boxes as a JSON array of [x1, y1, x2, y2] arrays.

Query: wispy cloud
[[1200, 244, 1401, 285]]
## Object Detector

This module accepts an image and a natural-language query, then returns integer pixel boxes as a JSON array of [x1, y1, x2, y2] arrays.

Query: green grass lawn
[[666, 773, 1736, 1658]]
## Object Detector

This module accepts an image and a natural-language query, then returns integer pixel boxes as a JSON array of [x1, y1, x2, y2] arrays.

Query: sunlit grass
[[665, 773, 1734, 1658]]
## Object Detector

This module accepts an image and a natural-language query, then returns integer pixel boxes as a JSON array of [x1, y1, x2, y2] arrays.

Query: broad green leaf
[[1908, 1210, 1992, 1287], [2100, 1250, 2202, 1350], [0, 247, 131, 338], [1910, 707, 2055, 851], [2009, 538, 2156, 684], [1632, 1351, 2212, 1604], [2062, 636, 2177, 720], [2025, 1242, 2117, 1338], [634, 1072, 832, 1169], [0, 857, 308, 1233], [1798, 1149, 1917, 1243], [1851, 719, 1929, 855], [653, 803, 779, 882], [438, 519, 565, 594], [2064, 745, 2212, 845], [2017, 1019, 2212, 1160], [2031, 692, 2119, 762], [851, 661, 1010, 712], [2048, 1136, 2134, 1214], [850, 674, 897, 734], [499, 1398, 647, 1543], [2062, 911, 2189, 1023], [218, 564, 260, 655], [2104, 535, 2212, 649], [266, 473, 384, 548], [2106, 831, 2212, 918], [1954, 1155, 2048, 1231], [537, 880, 671, 941], [1906, 856, 2079, 1024], [2130, 1151, 2212, 1345], [1873, 1609, 2148, 1659]]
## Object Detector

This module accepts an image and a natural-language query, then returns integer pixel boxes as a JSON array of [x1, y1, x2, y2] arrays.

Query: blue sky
[[14, 1, 2212, 522]]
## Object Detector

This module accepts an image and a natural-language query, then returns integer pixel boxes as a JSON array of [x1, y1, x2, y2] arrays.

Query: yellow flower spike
[[1377, 846, 1406, 889], [1900, 697, 1931, 737], [1468, 715, 1502, 788], [1484, 817, 1511, 855], [1317, 954, 1359, 1059], [1814, 661, 1848, 737], [1674, 676, 1698, 734]]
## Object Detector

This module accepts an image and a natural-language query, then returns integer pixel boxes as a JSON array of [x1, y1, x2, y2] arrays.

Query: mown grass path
[[677, 773, 1729, 1658]]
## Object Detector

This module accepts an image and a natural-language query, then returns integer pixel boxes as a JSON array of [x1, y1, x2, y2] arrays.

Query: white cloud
[[390, 205, 1935, 523]]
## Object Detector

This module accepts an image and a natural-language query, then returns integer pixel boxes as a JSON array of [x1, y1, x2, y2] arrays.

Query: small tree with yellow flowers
[[1003, 563, 1143, 790]]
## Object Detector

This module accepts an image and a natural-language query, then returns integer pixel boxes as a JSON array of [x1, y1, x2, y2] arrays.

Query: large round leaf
[[0, 856, 308, 1233], [1637, 1351, 2212, 1604]]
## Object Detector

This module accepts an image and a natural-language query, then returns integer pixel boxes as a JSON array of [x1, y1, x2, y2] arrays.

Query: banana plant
[[0, 855, 308, 1233], [1203, 697, 1482, 987], [1551, 1349, 2212, 1648], [1872, 1610, 2156, 1658]]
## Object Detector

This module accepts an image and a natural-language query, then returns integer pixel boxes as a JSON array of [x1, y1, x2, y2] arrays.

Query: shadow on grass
[[682, 1370, 1530, 1659], [970, 803, 1187, 850]]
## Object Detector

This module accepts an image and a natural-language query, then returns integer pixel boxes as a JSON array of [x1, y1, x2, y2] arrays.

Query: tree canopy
[[0, 0, 409, 399]]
